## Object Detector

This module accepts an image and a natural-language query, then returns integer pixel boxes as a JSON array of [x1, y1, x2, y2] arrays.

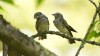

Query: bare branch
[[3, 43, 8, 56], [0, 1, 100, 56], [89, 0, 98, 9], [31, 31, 100, 46], [75, 0, 99, 56], [98, 2, 100, 20], [0, 15, 57, 56]]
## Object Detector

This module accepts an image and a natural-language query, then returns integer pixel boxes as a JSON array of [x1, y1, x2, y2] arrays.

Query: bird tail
[[68, 39, 75, 44], [38, 34, 47, 40]]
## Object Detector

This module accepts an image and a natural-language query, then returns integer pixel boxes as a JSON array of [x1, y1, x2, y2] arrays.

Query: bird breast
[[53, 19, 70, 36]]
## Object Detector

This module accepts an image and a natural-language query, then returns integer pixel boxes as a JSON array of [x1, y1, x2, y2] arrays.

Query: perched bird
[[52, 12, 77, 44], [34, 12, 49, 40]]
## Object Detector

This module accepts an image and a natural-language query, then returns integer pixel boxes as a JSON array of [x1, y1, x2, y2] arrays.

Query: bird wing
[[62, 19, 77, 32], [61, 19, 73, 36], [68, 25, 77, 32], [36, 19, 40, 32], [45, 16, 49, 26]]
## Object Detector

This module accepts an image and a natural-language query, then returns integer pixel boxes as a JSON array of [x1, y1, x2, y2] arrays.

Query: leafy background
[[0, 0, 100, 56]]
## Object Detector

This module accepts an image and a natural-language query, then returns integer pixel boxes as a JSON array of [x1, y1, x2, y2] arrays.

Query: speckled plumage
[[52, 12, 77, 44], [34, 12, 49, 40]]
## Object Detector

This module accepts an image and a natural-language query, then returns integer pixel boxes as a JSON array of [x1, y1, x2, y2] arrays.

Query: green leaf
[[94, 32, 100, 42], [0, 6, 4, 10], [87, 30, 97, 40], [92, 21, 98, 29], [1, 0, 14, 4], [94, 21, 100, 33], [87, 20, 100, 40], [95, 32, 100, 37], [0, 6, 2, 10], [36, 0, 44, 7], [87, 21, 100, 40]]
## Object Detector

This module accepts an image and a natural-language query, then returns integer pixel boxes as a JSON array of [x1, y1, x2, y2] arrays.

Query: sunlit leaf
[[0, 6, 4, 11], [0, 6, 2, 10], [1, 0, 14, 4], [36, 0, 44, 7], [87, 20, 100, 40], [95, 32, 100, 37], [92, 21, 98, 29], [87, 30, 97, 40], [87, 21, 98, 40], [94, 21, 100, 33]]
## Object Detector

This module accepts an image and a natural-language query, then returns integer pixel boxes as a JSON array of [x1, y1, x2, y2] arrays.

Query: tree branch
[[31, 31, 100, 46], [89, 0, 98, 9], [0, 1, 100, 56], [3, 43, 8, 56], [98, 2, 100, 20], [0, 15, 57, 56], [75, 0, 99, 56]]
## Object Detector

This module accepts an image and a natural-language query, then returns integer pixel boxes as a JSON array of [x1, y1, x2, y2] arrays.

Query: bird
[[52, 12, 77, 44], [34, 12, 49, 40]]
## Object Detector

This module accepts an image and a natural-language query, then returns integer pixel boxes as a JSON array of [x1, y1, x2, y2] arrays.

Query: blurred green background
[[0, 0, 100, 56]]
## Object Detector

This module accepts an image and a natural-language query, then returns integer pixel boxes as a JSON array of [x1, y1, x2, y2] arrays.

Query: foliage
[[0, 0, 14, 4], [0, 0, 44, 9], [87, 20, 100, 40], [35, 0, 44, 7], [0, 6, 3, 10]]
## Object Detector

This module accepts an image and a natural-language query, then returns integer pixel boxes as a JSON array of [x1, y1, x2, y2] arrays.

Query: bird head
[[34, 12, 43, 19], [52, 12, 63, 19]]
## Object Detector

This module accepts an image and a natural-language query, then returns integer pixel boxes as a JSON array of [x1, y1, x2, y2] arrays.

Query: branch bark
[[3, 43, 8, 56], [31, 31, 100, 46], [0, 15, 57, 56], [0, 1, 100, 55], [75, 0, 99, 56]]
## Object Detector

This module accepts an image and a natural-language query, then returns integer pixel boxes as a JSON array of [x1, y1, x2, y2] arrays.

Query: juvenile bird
[[52, 12, 77, 44], [34, 12, 49, 40]]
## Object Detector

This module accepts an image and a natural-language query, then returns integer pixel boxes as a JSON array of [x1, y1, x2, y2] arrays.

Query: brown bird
[[52, 12, 77, 44], [34, 12, 49, 40]]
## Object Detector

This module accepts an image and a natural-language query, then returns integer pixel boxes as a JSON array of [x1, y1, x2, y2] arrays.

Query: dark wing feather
[[35, 19, 40, 32], [62, 19, 76, 44], [62, 19, 73, 36], [45, 16, 49, 27], [62, 19, 77, 32], [68, 25, 77, 32]]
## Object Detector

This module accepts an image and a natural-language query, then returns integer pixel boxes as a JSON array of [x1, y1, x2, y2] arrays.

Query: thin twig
[[31, 31, 100, 46], [75, 0, 99, 56], [98, 2, 100, 20], [89, 0, 98, 9], [89, 0, 100, 20]]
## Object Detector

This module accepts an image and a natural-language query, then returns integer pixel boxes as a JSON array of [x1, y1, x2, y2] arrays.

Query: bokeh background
[[0, 0, 100, 56]]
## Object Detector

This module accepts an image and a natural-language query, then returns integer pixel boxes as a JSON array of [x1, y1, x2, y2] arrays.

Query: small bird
[[34, 12, 49, 40], [52, 12, 77, 44]]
